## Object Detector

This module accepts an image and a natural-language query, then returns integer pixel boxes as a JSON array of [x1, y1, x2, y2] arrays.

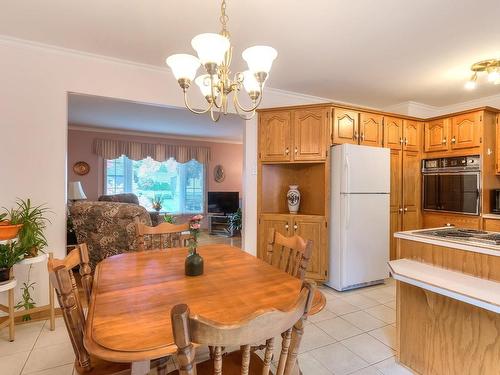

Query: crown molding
[[435, 92, 500, 115], [68, 124, 243, 145]]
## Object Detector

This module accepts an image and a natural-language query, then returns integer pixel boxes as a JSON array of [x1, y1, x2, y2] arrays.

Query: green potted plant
[[227, 208, 242, 237], [13, 199, 51, 258], [0, 241, 26, 282], [0, 211, 23, 241], [150, 193, 164, 212], [163, 214, 176, 224]]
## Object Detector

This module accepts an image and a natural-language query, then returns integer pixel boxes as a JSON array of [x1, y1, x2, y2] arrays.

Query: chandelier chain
[[220, 0, 229, 35]]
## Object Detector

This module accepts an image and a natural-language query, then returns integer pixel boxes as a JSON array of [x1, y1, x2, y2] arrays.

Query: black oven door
[[423, 172, 480, 215]]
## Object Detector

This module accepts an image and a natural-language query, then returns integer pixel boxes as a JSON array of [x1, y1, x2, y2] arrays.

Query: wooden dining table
[[84, 244, 325, 375]]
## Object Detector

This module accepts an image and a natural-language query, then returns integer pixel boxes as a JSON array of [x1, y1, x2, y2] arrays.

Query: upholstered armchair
[[70, 201, 152, 270]]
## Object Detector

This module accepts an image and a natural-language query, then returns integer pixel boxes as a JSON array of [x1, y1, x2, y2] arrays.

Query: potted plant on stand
[[0, 212, 23, 241], [227, 208, 242, 237], [0, 241, 26, 283], [14, 199, 51, 258]]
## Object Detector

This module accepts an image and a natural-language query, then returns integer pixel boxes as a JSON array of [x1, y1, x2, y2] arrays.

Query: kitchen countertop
[[394, 228, 500, 257]]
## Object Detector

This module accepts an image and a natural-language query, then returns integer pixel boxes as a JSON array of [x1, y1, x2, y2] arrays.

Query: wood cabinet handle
[[285, 148, 289, 154]]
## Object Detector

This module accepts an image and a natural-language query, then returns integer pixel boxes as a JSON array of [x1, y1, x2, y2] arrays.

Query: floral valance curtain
[[92, 138, 211, 164]]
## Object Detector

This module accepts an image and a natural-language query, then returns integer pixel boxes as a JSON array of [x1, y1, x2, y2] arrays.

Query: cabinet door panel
[[259, 111, 292, 162], [384, 117, 404, 150], [424, 119, 448, 152], [451, 112, 481, 150], [403, 120, 421, 152], [359, 112, 383, 147], [293, 108, 328, 161], [389, 150, 403, 260], [258, 214, 291, 260], [402, 151, 420, 231], [292, 216, 326, 280], [333, 109, 359, 145]]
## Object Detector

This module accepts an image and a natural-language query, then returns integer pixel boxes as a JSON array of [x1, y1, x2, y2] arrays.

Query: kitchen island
[[391, 228, 500, 375]]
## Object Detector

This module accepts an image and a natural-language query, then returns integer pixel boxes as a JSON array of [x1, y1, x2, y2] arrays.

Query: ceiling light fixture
[[165, 0, 277, 121], [464, 59, 500, 89]]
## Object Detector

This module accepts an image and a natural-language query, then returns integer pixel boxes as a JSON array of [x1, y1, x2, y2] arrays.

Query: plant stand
[[208, 214, 233, 237], [0, 278, 17, 341], [0, 246, 56, 340]]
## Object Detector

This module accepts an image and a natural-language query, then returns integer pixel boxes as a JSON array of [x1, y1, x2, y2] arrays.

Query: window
[[105, 156, 205, 214]]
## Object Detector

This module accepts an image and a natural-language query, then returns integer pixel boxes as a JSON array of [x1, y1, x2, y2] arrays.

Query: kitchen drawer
[[421, 212, 480, 230], [483, 218, 500, 232]]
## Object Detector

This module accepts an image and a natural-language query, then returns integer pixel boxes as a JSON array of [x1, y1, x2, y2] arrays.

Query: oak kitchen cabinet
[[259, 107, 329, 162], [388, 119, 422, 260], [424, 111, 482, 153], [258, 214, 327, 280], [332, 109, 384, 147]]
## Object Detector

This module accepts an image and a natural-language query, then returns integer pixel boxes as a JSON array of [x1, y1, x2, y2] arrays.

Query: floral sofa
[[70, 201, 152, 270]]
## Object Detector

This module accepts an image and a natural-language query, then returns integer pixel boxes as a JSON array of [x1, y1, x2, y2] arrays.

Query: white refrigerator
[[325, 143, 390, 291]]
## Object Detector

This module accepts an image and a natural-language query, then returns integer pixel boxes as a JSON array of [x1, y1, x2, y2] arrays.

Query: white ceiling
[[1, 0, 500, 107], [68, 94, 244, 143]]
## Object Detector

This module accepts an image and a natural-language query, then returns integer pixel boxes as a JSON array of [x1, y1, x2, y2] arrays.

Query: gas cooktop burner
[[419, 228, 500, 246]]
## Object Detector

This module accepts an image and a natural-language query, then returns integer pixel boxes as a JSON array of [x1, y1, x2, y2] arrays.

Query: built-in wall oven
[[422, 155, 481, 215]]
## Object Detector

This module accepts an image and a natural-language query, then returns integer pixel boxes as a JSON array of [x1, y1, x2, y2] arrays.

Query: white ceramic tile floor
[[0, 278, 415, 374]]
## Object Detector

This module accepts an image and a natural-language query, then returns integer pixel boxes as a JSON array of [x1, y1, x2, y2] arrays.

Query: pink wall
[[67, 128, 243, 204]]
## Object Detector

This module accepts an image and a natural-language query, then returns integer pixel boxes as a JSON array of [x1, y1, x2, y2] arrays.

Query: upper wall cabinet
[[293, 108, 329, 161], [383, 117, 404, 150], [259, 111, 292, 162], [424, 119, 449, 152], [259, 108, 329, 162], [403, 120, 421, 152], [359, 112, 383, 147], [450, 112, 481, 150], [333, 109, 359, 145]]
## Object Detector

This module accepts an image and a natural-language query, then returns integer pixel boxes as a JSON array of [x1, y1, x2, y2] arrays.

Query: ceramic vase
[[185, 248, 204, 276], [287, 185, 301, 214]]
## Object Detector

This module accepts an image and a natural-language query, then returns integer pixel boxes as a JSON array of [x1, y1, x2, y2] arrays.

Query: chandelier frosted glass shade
[[191, 33, 230, 66], [487, 69, 499, 83], [195, 74, 219, 98], [242, 46, 278, 75], [242, 70, 262, 94], [165, 54, 200, 81]]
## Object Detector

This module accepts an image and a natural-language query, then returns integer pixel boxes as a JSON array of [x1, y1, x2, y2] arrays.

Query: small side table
[[0, 278, 17, 341]]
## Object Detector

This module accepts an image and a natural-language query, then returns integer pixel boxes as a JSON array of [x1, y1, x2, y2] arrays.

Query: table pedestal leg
[[8, 288, 15, 342], [131, 360, 150, 375]]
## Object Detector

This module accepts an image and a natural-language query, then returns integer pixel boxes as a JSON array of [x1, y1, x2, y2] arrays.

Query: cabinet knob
[[404, 207, 408, 213], [285, 148, 289, 154], [442, 138, 447, 145], [285, 224, 289, 230], [451, 137, 456, 144], [399, 138, 404, 145], [293, 224, 298, 231], [294, 147, 298, 154], [353, 131, 358, 141], [398, 207, 403, 213], [404, 137, 408, 146], [360, 133, 365, 142]]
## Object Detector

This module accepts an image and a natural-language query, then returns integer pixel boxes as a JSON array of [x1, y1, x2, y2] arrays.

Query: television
[[207, 192, 239, 215]]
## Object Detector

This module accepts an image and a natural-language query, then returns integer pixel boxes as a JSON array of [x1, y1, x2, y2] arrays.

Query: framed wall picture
[[73, 161, 90, 176], [214, 165, 225, 183]]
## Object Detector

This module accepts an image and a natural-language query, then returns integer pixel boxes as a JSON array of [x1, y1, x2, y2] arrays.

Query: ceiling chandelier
[[465, 59, 500, 89], [165, 0, 277, 121]]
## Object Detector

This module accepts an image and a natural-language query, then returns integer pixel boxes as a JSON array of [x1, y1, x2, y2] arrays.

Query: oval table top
[[84, 245, 323, 363]]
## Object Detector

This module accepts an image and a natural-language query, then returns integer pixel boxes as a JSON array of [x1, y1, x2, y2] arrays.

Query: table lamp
[[68, 181, 87, 202]]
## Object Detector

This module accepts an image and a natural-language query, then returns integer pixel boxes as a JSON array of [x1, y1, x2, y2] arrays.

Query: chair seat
[[167, 350, 273, 375], [74, 355, 131, 375]]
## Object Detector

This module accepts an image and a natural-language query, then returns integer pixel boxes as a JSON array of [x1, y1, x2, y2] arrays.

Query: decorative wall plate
[[73, 161, 90, 176], [214, 165, 225, 183]]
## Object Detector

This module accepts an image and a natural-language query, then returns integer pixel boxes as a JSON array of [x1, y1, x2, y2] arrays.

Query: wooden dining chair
[[166, 281, 315, 375], [136, 222, 192, 251], [48, 244, 131, 374], [266, 228, 313, 280]]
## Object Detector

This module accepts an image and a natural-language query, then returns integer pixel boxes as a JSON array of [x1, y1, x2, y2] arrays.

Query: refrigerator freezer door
[[340, 144, 390, 194], [340, 193, 390, 289]]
